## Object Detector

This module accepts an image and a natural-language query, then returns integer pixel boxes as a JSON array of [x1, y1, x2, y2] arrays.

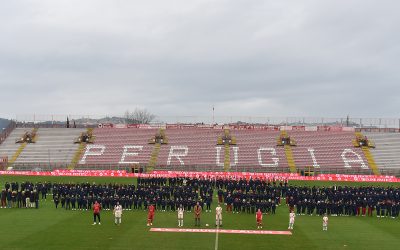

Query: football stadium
[[0, 119, 399, 250], [1, 1, 400, 250]]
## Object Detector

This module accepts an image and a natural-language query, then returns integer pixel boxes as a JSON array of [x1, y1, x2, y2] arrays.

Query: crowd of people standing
[[1, 181, 47, 209], [48, 177, 288, 215], [285, 185, 400, 218], [2, 177, 399, 220]]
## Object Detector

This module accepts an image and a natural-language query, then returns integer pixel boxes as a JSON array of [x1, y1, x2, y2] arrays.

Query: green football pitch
[[0, 175, 399, 250]]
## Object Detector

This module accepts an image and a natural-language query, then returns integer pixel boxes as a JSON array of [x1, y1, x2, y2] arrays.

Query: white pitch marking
[[214, 224, 219, 250]]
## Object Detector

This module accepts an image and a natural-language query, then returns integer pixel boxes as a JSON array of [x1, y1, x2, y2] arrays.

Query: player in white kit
[[113, 202, 123, 225], [288, 210, 295, 230], [177, 204, 184, 227], [322, 213, 328, 231], [215, 203, 223, 227]]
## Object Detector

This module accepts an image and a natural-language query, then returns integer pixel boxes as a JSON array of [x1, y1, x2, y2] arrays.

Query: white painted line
[[150, 228, 292, 235], [214, 224, 219, 250]]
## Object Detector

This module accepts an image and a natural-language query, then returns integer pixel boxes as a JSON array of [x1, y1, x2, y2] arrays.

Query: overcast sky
[[0, 0, 399, 121]]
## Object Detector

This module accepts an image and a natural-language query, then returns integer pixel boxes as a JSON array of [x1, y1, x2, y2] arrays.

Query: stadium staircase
[[146, 129, 164, 173], [0, 128, 29, 168], [68, 128, 93, 170], [223, 129, 232, 171], [224, 143, 230, 171], [5, 128, 37, 169], [355, 132, 380, 175], [280, 131, 297, 173]]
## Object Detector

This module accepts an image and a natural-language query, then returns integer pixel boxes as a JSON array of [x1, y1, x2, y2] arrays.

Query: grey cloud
[[0, 0, 399, 120]]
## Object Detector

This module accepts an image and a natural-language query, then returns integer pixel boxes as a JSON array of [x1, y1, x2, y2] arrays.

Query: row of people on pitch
[[0, 188, 40, 209], [286, 187, 400, 218], [216, 184, 282, 214], [51, 183, 214, 205], [50, 180, 215, 210], [138, 177, 289, 197], [93, 200, 222, 228], [176, 203, 224, 228], [291, 199, 400, 218], [218, 188, 281, 202], [376, 201, 400, 218], [215, 178, 288, 192], [224, 197, 278, 214], [287, 211, 329, 231], [5, 177, 288, 197], [137, 177, 215, 190], [48, 180, 282, 215], [134, 185, 213, 201], [53, 193, 214, 212], [136, 177, 215, 198], [4, 181, 51, 197], [52, 183, 136, 199], [54, 194, 280, 216], [285, 185, 400, 203]]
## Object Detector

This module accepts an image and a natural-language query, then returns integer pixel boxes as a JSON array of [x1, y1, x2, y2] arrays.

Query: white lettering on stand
[[79, 145, 106, 164], [216, 146, 224, 167], [341, 149, 368, 169], [167, 146, 188, 165], [230, 147, 239, 167], [119, 145, 143, 164], [257, 147, 279, 167], [307, 148, 320, 168]]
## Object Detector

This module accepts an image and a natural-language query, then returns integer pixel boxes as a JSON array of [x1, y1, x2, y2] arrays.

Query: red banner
[[1, 170, 399, 183], [152, 171, 400, 182]]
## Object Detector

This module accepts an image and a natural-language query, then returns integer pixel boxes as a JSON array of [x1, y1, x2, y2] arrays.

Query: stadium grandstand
[[1, 116, 400, 177]]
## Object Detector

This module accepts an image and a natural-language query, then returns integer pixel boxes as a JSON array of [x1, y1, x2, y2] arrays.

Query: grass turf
[[0, 175, 399, 250]]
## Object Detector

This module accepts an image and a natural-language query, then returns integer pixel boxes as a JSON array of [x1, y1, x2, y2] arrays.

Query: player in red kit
[[147, 204, 155, 226], [92, 201, 101, 225], [194, 202, 202, 226], [256, 208, 263, 229]]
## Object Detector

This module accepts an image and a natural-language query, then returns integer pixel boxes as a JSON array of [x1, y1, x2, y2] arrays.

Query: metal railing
[[10, 114, 400, 129]]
